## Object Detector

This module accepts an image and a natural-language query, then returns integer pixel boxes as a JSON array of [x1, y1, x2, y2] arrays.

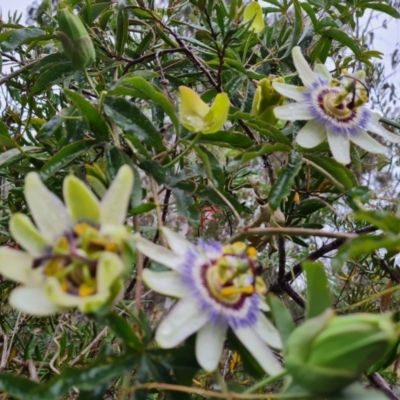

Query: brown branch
[[270, 226, 378, 295], [367, 372, 400, 400], [277, 236, 305, 308]]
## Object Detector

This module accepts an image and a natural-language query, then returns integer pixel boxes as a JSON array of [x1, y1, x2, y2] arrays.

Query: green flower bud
[[251, 76, 284, 124], [285, 310, 397, 395], [56, 6, 95, 70]]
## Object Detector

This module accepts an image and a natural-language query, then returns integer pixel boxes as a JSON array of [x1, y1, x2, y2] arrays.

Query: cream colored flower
[[0, 166, 134, 316], [273, 47, 400, 164], [134, 228, 282, 375]]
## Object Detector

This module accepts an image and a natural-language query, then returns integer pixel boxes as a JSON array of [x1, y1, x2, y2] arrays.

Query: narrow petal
[[155, 297, 208, 348], [296, 119, 327, 148], [142, 269, 188, 298], [10, 213, 49, 256], [97, 252, 125, 293], [313, 64, 332, 81], [203, 92, 230, 134], [233, 326, 283, 376], [133, 234, 183, 271], [292, 46, 318, 89], [272, 82, 307, 102], [351, 130, 386, 154], [274, 103, 314, 121], [100, 165, 134, 226], [0, 248, 43, 286], [196, 321, 227, 371], [64, 175, 100, 224], [45, 278, 82, 308], [9, 286, 62, 316], [24, 172, 72, 242], [367, 114, 400, 143], [161, 227, 196, 257], [326, 130, 350, 164], [253, 314, 282, 349]]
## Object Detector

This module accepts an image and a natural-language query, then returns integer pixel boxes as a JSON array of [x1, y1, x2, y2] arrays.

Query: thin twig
[[277, 236, 305, 308], [367, 372, 400, 400]]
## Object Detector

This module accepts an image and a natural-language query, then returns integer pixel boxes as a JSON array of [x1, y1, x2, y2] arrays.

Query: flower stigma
[[34, 222, 120, 298]]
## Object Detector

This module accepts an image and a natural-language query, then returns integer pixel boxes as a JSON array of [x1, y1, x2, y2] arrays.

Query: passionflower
[[0, 166, 134, 316], [134, 228, 283, 374], [273, 47, 400, 164], [179, 86, 229, 134]]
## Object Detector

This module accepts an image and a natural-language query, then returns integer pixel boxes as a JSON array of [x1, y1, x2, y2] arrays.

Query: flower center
[[34, 223, 120, 297], [205, 242, 267, 305]]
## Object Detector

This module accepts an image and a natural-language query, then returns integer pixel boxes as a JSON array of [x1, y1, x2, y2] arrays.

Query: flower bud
[[251, 76, 284, 124], [285, 310, 397, 394], [56, 5, 95, 70]]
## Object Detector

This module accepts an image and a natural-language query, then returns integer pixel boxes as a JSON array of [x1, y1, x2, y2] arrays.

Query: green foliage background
[[0, 0, 400, 398]]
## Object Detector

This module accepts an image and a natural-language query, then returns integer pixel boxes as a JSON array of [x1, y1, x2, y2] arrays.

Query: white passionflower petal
[[9, 213, 49, 257], [274, 103, 314, 121], [233, 325, 283, 376], [100, 165, 134, 226], [313, 64, 332, 81], [292, 46, 318, 89], [0, 248, 42, 286], [296, 120, 327, 148], [10, 286, 62, 316], [272, 81, 306, 102], [161, 227, 196, 257], [351, 130, 386, 154], [253, 313, 282, 349], [155, 297, 208, 348], [326, 130, 351, 165], [25, 172, 72, 242], [134, 234, 184, 271], [196, 321, 227, 372], [142, 269, 188, 298], [367, 114, 400, 143]]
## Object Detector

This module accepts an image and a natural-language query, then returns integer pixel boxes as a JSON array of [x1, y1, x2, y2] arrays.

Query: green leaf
[[228, 143, 291, 170], [31, 63, 75, 94], [139, 160, 165, 184], [104, 313, 143, 350], [280, 0, 303, 59], [304, 154, 357, 191], [1, 28, 45, 51], [332, 235, 400, 270], [359, 2, 400, 18], [199, 131, 253, 148], [303, 261, 332, 319], [194, 145, 224, 190], [267, 294, 295, 347], [0, 374, 39, 398], [64, 89, 110, 141], [322, 28, 361, 58], [172, 187, 200, 227], [116, 5, 129, 56], [269, 152, 302, 210], [0, 120, 15, 148], [117, 76, 179, 132], [104, 97, 164, 151], [40, 140, 95, 180], [354, 211, 400, 235]]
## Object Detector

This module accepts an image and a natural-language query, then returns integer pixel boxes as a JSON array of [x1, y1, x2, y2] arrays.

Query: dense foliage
[[1, 0, 400, 398]]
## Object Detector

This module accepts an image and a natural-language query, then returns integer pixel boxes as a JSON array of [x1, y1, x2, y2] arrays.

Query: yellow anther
[[105, 242, 119, 252], [79, 283, 96, 297], [61, 279, 69, 293], [247, 246, 257, 259], [255, 277, 267, 294], [45, 259, 65, 276], [75, 223, 97, 237], [220, 285, 254, 297]]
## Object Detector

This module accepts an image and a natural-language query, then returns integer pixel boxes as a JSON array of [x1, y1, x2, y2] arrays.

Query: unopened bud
[[285, 310, 397, 394], [57, 6, 95, 70]]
